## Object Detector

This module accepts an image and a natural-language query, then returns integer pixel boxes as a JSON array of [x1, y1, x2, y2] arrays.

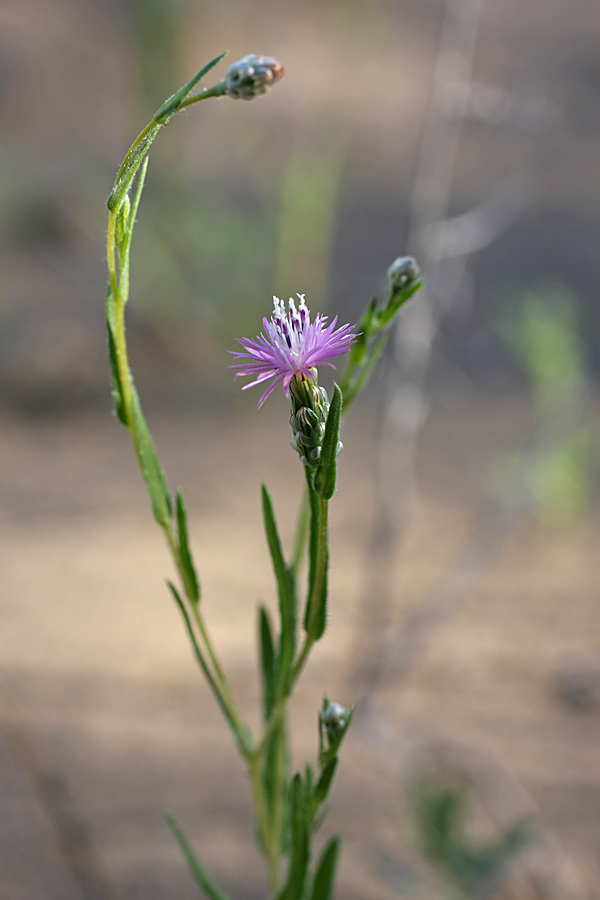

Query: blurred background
[[0, 0, 599, 898]]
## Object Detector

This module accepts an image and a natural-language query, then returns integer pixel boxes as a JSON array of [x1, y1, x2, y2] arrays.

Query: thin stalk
[[178, 82, 228, 109], [293, 494, 328, 682], [290, 487, 310, 580], [107, 122, 250, 758], [248, 755, 280, 895], [253, 697, 286, 759], [163, 525, 252, 756], [271, 711, 288, 876]]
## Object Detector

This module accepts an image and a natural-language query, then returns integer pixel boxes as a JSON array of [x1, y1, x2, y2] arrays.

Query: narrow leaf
[[261, 484, 295, 695], [168, 581, 253, 757], [166, 813, 232, 900], [107, 126, 160, 210], [130, 392, 172, 527], [304, 470, 319, 604], [342, 332, 387, 410], [376, 279, 423, 329], [118, 157, 149, 300], [314, 384, 343, 500], [277, 775, 310, 900], [105, 289, 126, 424], [347, 296, 377, 369], [309, 837, 341, 900], [176, 491, 200, 603], [303, 472, 326, 638], [153, 51, 229, 123], [313, 758, 338, 812], [258, 605, 277, 719], [308, 546, 328, 642]]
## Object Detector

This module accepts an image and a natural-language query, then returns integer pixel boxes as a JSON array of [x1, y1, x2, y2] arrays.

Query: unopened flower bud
[[387, 256, 421, 293], [288, 371, 343, 468], [322, 701, 350, 740], [225, 54, 284, 100]]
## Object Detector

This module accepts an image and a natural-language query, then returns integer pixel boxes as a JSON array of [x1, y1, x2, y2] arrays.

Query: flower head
[[229, 294, 357, 407], [225, 54, 284, 100]]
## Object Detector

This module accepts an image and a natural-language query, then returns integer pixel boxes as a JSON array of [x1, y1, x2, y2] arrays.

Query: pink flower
[[230, 294, 357, 407]]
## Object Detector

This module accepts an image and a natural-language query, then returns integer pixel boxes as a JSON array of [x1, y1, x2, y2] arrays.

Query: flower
[[229, 294, 357, 407]]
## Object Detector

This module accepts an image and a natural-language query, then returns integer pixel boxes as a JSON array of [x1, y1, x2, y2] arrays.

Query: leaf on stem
[[166, 812, 233, 900], [176, 491, 200, 603], [261, 484, 296, 695], [105, 288, 126, 424], [107, 126, 160, 211], [118, 157, 149, 291], [277, 775, 310, 900], [308, 837, 341, 900], [376, 278, 423, 329], [302, 472, 328, 643], [153, 51, 229, 124], [258, 605, 277, 719], [314, 383, 342, 501], [130, 392, 172, 527], [313, 758, 338, 813], [342, 332, 387, 410], [347, 296, 377, 370]]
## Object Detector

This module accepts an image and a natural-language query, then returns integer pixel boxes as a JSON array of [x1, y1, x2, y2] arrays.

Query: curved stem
[[107, 105, 251, 759]]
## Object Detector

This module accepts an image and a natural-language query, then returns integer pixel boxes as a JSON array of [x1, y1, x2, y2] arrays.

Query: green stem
[[178, 81, 228, 109], [293, 493, 328, 682], [106, 97, 251, 760], [271, 711, 288, 875], [254, 697, 285, 759], [249, 755, 280, 895], [290, 487, 310, 581]]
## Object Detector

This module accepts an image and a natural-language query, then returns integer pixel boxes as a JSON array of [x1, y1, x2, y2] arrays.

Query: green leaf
[[309, 837, 340, 900], [277, 775, 310, 900], [308, 547, 328, 642], [176, 491, 200, 603], [314, 384, 342, 500], [153, 51, 229, 123], [130, 391, 172, 527], [376, 279, 423, 329], [313, 758, 338, 812], [303, 472, 328, 641], [304, 762, 314, 798], [261, 484, 296, 696], [107, 126, 160, 211], [304, 469, 319, 611], [258, 605, 277, 719], [105, 288, 126, 424], [166, 812, 233, 900], [347, 296, 377, 369], [118, 157, 149, 302], [342, 332, 387, 410]]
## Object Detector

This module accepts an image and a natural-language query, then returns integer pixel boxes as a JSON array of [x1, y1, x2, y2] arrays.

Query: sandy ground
[[0, 392, 598, 900]]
